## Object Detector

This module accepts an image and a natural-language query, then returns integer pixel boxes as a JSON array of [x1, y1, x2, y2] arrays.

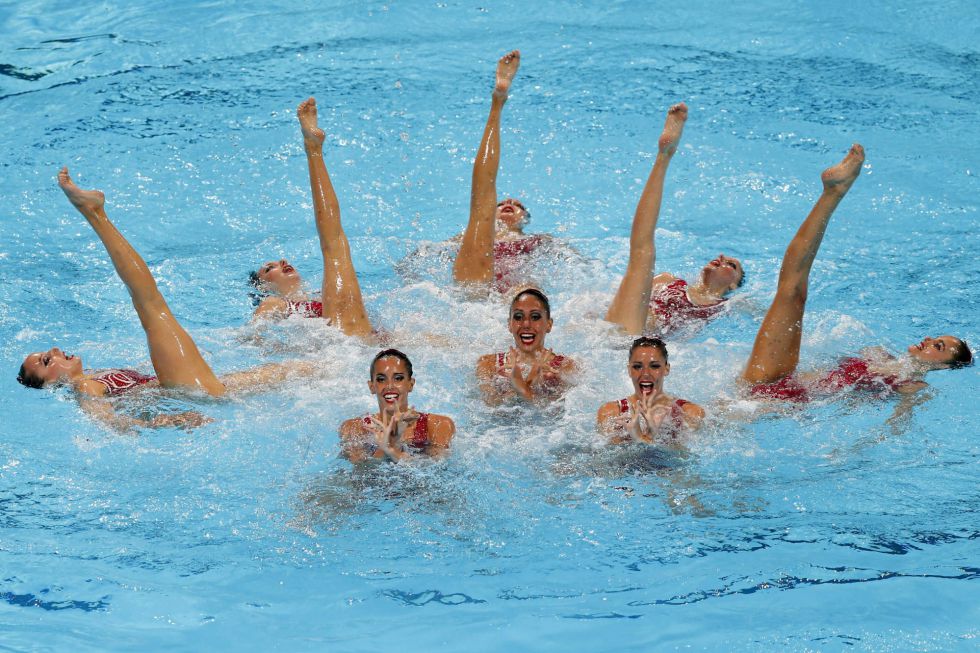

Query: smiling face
[[496, 198, 528, 231], [509, 292, 552, 353], [701, 254, 743, 293], [908, 335, 966, 367], [368, 355, 415, 413], [628, 346, 670, 397], [254, 259, 302, 296], [19, 347, 84, 388]]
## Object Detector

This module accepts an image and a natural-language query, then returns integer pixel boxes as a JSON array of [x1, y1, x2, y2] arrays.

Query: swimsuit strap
[[496, 352, 507, 374], [410, 412, 430, 449]]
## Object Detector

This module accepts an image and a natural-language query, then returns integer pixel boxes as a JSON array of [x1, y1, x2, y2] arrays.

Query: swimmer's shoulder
[[253, 296, 290, 319], [425, 413, 456, 445], [476, 353, 499, 377], [339, 416, 370, 439], [596, 399, 623, 425], [652, 272, 678, 287], [677, 398, 705, 429], [75, 377, 109, 397]]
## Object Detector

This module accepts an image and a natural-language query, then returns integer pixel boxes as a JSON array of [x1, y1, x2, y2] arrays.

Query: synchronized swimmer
[[15, 50, 972, 457]]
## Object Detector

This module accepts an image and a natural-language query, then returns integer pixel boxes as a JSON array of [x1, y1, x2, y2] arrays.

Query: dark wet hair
[[511, 288, 551, 319], [736, 267, 746, 288], [16, 363, 44, 389], [247, 270, 271, 307], [948, 338, 973, 369], [629, 336, 669, 363], [370, 349, 414, 379]]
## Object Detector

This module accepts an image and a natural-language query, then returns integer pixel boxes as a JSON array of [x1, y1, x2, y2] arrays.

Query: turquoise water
[[1, 1, 978, 650]]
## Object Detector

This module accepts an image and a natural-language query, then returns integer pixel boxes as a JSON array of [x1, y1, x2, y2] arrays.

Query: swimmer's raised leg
[[742, 144, 865, 384], [605, 102, 688, 334], [297, 97, 373, 338], [58, 167, 225, 395], [453, 50, 520, 285]]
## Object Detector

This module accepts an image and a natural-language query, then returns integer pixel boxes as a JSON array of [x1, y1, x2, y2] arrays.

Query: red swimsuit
[[90, 369, 156, 396], [649, 279, 726, 333], [492, 235, 544, 292], [286, 299, 323, 318], [750, 357, 905, 403]]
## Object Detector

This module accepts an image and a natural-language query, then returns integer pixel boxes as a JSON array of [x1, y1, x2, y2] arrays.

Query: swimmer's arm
[[596, 402, 630, 444], [894, 380, 927, 394], [252, 296, 290, 320], [885, 387, 931, 435], [339, 419, 374, 464], [425, 415, 456, 460], [476, 355, 508, 406], [220, 361, 319, 394], [78, 396, 211, 434]]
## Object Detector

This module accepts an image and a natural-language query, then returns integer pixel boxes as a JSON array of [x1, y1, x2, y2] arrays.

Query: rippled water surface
[[1, 1, 978, 650]]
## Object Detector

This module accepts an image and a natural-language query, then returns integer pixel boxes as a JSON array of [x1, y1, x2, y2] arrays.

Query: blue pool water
[[1, 1, 978, 650]]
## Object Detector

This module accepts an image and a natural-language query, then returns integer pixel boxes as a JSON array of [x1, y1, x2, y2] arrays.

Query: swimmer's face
[[496, 198, 528, 230], [255, 259, 302, 295], [368, 356, 415, 413], [509, 293, 552, 353], [907, 335, 964, 367], [628, 346, 670, 397], [21, 347, 83, 387], [702, 254, 743, 292]]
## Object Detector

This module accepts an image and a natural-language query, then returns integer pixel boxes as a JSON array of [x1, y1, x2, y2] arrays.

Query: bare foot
[[493, 50, 520, 98], [821, 143, 865, 194], [658, 102, 688, 157], [297, 97, 325, 148], [57, 167, 105, 215]]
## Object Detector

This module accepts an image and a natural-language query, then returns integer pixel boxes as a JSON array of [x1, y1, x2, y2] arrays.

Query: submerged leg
[[57, 167, 225, 396], [453, 50, 520, 285], [297, 97, 373, 338], [605, 103, 688, 335], [741, 144, 865, 384]]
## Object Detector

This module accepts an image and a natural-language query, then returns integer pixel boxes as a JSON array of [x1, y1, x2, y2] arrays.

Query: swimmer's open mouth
[[639, 382, 655, 394], [383, 392, 398, 403], [519, 333, 536, 344]]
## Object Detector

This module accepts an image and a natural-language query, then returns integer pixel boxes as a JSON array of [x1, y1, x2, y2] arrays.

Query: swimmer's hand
[[628, 393, 671, 442], [371, 408, 415, 461], [149, 410, 214, 431], [508, 347, 544, 402]]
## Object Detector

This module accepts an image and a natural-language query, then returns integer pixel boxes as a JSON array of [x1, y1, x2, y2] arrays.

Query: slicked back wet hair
[[16, 364, 44, 389], [511, 288, 551, 319], [629, 336, 669, 363], [370, 349, 414, 379], [949, 338, 973, 369]]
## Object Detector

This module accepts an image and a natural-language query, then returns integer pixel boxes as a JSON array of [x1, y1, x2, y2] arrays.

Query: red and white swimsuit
[[286, 299, 324, 318], [90, 369, 156, 396], [492, 234, 544, 292], [649, 279, 726, 333], [750, 357, 905, 403]]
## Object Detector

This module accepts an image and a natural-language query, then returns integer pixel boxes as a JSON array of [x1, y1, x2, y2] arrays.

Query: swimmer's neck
[[687, 279, 727, 303]]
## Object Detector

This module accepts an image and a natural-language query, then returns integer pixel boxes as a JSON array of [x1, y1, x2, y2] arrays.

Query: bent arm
[[79, 396, 211, 434], [219, 360, 319, 394]]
